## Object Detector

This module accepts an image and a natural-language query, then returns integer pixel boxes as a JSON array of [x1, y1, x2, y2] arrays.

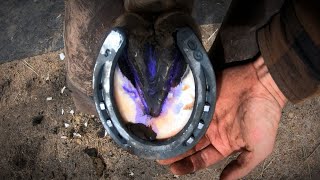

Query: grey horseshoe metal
[[93, 27, 216, 160]]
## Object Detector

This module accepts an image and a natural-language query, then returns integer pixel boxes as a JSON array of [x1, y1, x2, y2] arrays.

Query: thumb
[[220, 151, 261, 180]]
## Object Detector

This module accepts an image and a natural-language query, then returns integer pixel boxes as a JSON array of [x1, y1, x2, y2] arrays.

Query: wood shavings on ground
[[64, 123, 70, 128], [61, 86, 66, 94], [22, 60, 39, 76], [45, 73, 50, 81], [73, 132, 82, 138], [69, 110, 74, 115]]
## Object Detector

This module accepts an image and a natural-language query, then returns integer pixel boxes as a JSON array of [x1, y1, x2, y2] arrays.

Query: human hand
[[158, 57, 288, 179]]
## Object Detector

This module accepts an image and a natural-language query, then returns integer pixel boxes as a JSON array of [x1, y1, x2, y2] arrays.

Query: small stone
[[69, 110, 74, 115], [46, 97, 53, 101], [61, 136, 68, 139], [45, 74, 50, 81], [59, 53, 65, 60], [64, 123, 70, 128], [288, 112, 294, 118], [73, 132, 82, 138], [74, 139, 82, 145], [108, 151, 113, 156]]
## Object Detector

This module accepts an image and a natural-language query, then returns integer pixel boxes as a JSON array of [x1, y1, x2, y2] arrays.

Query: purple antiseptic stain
[[135, 85, 149, 114], [172, 80, 184, 98], [120, 75, 147, 124], [119, 49, 150, 113], [158, 81, 185, 115], [119, 43, 188, 125], [169, 50, 185, 86], [121, 72, 185, 126], [159, 98, 170, 115], [145, 45, 157, 80], [135, 112, 149, 125], [119, 49, 144, 97], [173, 102, 184, 114], [122, 85, 138, 99]]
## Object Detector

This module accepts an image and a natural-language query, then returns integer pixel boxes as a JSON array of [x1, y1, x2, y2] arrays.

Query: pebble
[[288, 112, 294, 118], [108, 151, 113, 156], [69, 110, 74, 115], [45, 74, 50, 81], [59, 53, 65, 60], [64, 123, 70, 128], [73, 132, 82, 138], [74, 139, 82, 145]]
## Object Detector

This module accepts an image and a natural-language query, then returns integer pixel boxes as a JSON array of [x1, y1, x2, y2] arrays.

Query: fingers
[[157, 136, 210, 165], [169, 145, 224, 175], [220, 151, 262, 180]]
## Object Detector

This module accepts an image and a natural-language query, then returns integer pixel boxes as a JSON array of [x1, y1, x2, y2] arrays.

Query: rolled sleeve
[[258, 0, 320, 103]]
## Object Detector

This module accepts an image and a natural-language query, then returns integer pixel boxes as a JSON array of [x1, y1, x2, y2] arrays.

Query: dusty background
[[0, 0, 319, 179], [0, 0, 64, 62], [0, 51, 319, 180]]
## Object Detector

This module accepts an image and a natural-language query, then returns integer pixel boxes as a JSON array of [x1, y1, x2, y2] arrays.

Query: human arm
[[158, 56, 287, 179], [157, 0, 320, 178], [258, 0, 320, 102]]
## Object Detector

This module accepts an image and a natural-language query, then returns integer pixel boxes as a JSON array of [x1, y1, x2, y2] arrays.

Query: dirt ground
[[0, 48, 319, 180]]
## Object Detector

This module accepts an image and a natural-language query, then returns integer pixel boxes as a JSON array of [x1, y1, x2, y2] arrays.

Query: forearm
[[257, 0, 320, 103]]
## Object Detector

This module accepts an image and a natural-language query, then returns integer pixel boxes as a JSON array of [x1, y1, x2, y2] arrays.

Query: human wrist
[[252, 56, 288, 108]]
